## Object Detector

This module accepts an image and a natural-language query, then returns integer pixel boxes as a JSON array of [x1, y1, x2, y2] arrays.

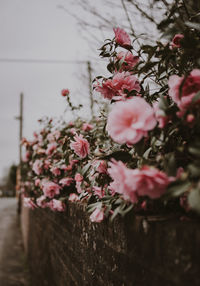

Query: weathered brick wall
[[21, 202, 200, 286]]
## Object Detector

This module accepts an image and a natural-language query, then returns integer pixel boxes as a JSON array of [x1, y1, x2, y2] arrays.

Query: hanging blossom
[[94, 71, 140, 100], [116, 51, 139, 71], [70, 134, 90, 158], [108, 160, 173, 203], [113, 27, 131, 47], [168, 69, 200, 115], [170, 34, 184, 49], [106, 97, 156, 145]]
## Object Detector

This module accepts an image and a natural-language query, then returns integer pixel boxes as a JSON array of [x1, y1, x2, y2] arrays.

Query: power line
[[0, 58, 89, 64]]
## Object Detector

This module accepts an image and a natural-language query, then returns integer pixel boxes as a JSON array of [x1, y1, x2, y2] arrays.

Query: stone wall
[[21, 202, 200, 286]]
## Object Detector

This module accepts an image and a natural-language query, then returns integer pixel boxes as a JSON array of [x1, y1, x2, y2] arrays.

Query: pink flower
[[94, 79, 116, 100], [170, 34, 184, 48], [42, 181, 60, 198], [24, 198, 37, 210], [46, 142, 57, 156], [51, 167, 61, 176], [93, 186, 105, 198], [108, 160, 172, 202], [126, 166, 172, 199], [68, 193, 79, 202], [116, 51, 139, 71], [93, 160, 107, 174], [89, 208, 104, 223], [44, 160, 51, 170], [186, 114, 195, 123], [95, 72, 140, 100], [76, 181, 83, 194], [35, 179, 41, 187], [47, 130, 61, 142], [113, 27, 131, 47], [61, 89, 70, 97], [168, 69, 200, 113], [32, 159, 43, 175], [36, 195, 47, 208], [108, 160, 138, 203], [82, 123, 93, 131], [59, 177, 74, 186], [75, 173, 83, 182], [22, 151, 31, 162], [70, 134, 90, 158], [106, 97, 156, 145], [153, 100, 169, 128], [51, 199, 65, 212]]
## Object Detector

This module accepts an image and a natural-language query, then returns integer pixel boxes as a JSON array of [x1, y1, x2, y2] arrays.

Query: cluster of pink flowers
[[22, 26, 200, 222], [169, 69, 200, 115], [108, 160, 172, 203], [95, 71, 140, 100]]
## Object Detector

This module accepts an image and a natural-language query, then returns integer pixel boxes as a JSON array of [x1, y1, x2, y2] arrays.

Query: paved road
[[0, 198, 30, 286]]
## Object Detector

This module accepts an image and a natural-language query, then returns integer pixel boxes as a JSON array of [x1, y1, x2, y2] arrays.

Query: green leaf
[[188, 188, 200, 213], [192, 91, 200, 103], [188, 147, 200, 157], [166, 180, 191, 197]]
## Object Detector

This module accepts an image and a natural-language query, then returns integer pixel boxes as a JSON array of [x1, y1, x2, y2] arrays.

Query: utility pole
[[15, 92, 24, 167], [15, 93, 23, 213], [87, 61, 94, 119]]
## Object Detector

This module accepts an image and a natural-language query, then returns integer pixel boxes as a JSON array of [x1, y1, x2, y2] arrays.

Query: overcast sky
[[0, 0, 101, 179]]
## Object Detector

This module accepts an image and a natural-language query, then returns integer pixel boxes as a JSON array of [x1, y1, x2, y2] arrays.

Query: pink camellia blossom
[[93, 160, 107, 174], [153, 100, 169, 128], [186, 114, 195, 123], [51, 199, 65, 212], [170, 34, 184, 49], [24, 197, 37, 210], [116, 51, 139, 71], [82, 123, 93, 131], [36, 195, 47, 208], [70, 128, 76, 135], [70, 134, 90, 158], [108, 160, 138, 203], [59, 177, 74, 186], [69, 159, 79, 167], [22, 151, 31, 162], [93, 186, 105, 198], [32, 159, 43, 175], [44, 159, 51, 170], [51, 167, 61, 176], [94, 79, 116, 100], [35, 179, 41, 187], [108, 160, 172, 202], [90, 208, 104, 223], [76, 181, 83, 194], [126, 166, 173, 199], [75, 173, 83, 182], [68, 193, 79, 202], [46, 142, 57, 156], [106, 97, 157, 145], [95, 71, 140, 100], [42, 181, 60, 198], [168, 69, 200, 114], [61, 89, 70, 97], [47, 130, 61, 142], [113, 27, 131, 47]]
